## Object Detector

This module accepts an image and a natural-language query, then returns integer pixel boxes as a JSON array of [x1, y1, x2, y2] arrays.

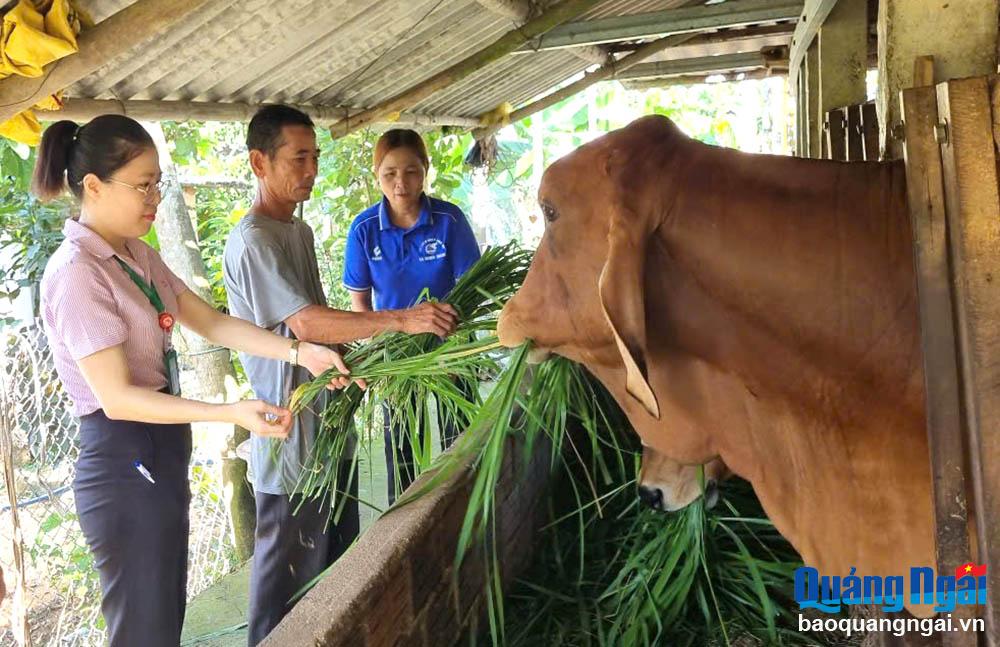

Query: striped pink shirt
[[41, 219, 189, 416]]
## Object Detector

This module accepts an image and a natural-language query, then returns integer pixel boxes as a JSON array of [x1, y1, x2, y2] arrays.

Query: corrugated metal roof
[[62, 0, 791, 123]]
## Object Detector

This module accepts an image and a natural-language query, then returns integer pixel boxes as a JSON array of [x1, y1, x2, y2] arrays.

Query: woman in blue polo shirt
[[343, 129, 481, 504]]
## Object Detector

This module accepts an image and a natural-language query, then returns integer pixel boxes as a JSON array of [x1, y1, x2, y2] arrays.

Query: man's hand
[[298, 342, 367, 390], [399, 302, 458, 337]]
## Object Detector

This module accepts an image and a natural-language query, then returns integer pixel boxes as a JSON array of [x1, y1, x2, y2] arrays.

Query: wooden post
[[327, 0, 602, 138], [818, 0, 868, 125], [900, 84, 976, 646], [992, 78, 1000, 154], [806, 41, 820, 158], [877, 0, 1000, 159], [788, 0, 842, 89], [0, 0, 215, 124], [914, 55, 936, 87], [824, 108, 846, 161], [0, 385, 31, 646], [796, 69, 807, 156], [845, 103, 864, 161], [860, 102, 879, 161], [936, 75, 1000, 645]]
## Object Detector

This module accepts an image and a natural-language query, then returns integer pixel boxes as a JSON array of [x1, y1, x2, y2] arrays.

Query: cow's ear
[[598, 206, 660, 419]]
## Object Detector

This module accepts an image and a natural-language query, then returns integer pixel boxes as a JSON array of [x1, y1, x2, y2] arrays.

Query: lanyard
[[114, 255, 181, 395], [114, 256, 175, 331]]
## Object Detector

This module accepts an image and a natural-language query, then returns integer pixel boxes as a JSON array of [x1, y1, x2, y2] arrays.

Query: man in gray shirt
[[224, 105, 458, 645]]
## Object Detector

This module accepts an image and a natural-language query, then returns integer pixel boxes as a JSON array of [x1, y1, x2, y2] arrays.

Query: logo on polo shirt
[[418, 238, 447, 262], [371, 245, 383, 261]]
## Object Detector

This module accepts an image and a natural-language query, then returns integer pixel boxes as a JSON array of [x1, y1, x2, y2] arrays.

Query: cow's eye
[[540, 203, 558, 223]]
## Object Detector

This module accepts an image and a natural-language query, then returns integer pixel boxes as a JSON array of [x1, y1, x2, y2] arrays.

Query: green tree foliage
[[163, 122, 476, 311], [309, 127, 381, 310], [0, 139, 71, 322]]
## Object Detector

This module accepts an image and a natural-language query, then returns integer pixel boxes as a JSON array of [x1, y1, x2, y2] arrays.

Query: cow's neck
[[635, 145, 934, 584]]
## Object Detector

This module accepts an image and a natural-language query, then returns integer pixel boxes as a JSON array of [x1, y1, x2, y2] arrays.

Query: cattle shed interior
[[3, 0, 1000, 645], [2, 0, 805, 137], [3, 0, 993, 163]]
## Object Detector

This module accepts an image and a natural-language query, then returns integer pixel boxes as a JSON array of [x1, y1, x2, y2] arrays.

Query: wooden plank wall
[[821, 101, 878, 161]]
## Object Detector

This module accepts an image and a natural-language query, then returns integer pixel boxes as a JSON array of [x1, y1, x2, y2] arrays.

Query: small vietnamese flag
[[955, 563, 988, 578]]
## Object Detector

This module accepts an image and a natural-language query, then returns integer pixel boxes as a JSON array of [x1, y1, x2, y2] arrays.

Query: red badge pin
[[158, 312, 175, 331]]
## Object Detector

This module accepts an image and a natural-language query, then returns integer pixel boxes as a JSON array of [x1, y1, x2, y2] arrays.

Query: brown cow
[[497, 115, 936, 615]]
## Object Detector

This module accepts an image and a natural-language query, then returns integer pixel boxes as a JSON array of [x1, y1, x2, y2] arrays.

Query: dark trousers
[[247, 466, 360, 646], [74, 410, 192, 647], [383, 379, 475, 505]]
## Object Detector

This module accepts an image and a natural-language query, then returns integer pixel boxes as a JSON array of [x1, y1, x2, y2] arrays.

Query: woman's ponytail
[[31, 120, 79, 201]]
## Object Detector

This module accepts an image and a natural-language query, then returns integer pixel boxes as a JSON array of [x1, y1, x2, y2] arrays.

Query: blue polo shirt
[[343, 194, 481, 310]]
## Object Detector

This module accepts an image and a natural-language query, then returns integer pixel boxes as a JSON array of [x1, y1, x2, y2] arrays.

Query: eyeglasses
[[106, 178, 165, 204]]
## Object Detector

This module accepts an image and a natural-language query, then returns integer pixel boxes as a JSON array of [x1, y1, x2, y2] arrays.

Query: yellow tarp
[[0, 0, 81, 146], [479, 102, 514, 128]]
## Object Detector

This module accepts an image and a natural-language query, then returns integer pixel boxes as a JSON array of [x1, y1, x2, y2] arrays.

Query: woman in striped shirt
[[33, 115, 355, 647]]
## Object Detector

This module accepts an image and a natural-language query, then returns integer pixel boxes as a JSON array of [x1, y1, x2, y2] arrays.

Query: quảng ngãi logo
[[794, 563, 987, 614]]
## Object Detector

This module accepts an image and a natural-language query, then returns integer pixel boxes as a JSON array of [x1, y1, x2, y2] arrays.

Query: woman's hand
[[226, 400, 293, 438], [298, 342, 368, 390]]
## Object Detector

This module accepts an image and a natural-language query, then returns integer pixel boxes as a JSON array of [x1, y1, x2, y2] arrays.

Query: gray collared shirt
[[223, 212, 332, 495]]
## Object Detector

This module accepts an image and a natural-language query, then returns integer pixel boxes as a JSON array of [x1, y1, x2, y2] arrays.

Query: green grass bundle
[[287, 241, 532, 512], [504, 449, 847, 646], [454, 356, 851, 646]]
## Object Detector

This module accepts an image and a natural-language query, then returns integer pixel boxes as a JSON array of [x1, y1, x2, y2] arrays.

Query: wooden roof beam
[[516, 0, 803, 51], [0, 0, 215, 124], [326, 0, 603, 139], [476, 0, 609, 65], [638, 32, 792, 62], [621, 68, 783, 91], [37, 98, 480, 129], [614, 48, 789, 81], [601, 23, 796, 54], [474, 32, 697, 140]]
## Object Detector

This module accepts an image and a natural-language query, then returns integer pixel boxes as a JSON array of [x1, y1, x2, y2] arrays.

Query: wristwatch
[[289, 339, 300, 366]]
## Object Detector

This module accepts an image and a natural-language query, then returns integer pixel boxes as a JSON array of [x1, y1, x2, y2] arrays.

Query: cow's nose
[[637, 484, 665, 511], [497, 309, 525, 348], [704, 479, 720, 509]]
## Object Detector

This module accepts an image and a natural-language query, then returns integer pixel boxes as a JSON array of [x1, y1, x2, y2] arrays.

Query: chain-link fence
[[0, 322, 240, 646]]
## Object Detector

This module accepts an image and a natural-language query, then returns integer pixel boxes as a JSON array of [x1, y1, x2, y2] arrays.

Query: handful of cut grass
[[287, 241, 532, 507]]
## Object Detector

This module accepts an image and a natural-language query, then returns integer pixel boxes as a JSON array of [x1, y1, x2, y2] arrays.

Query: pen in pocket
[[133, 461, 156, 484]]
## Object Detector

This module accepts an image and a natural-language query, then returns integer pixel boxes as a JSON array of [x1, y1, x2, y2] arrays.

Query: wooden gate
[[903, 74, 1000, 646]]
